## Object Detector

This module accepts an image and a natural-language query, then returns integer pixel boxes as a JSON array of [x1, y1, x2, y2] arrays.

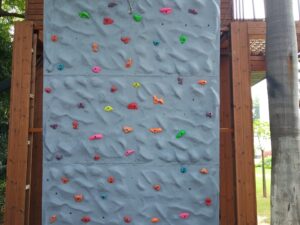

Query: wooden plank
[[4, 21, 33, 225], [231, 22, 257, 225]]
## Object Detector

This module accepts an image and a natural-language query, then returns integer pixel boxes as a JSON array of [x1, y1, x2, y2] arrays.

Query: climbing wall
[[43, 0, 220, 225]]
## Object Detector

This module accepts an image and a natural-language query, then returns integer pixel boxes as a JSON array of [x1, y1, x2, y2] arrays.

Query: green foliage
[[253, 119, 270, 139], [255, 156, 272, 169]]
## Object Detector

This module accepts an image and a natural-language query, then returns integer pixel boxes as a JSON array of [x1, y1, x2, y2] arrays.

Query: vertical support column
[[231, 21, 257, 225], [4, 21, 34, 225]]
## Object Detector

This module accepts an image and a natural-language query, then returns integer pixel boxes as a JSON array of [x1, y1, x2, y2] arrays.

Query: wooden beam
[[231, 22, 257, 225], [4, 21, 34, 225]]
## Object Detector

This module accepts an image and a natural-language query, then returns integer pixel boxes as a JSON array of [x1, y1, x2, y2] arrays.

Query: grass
[[256, 167, 271, 224]]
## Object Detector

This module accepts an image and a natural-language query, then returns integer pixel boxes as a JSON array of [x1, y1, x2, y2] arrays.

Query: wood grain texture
[[4, 21, 34, 225]]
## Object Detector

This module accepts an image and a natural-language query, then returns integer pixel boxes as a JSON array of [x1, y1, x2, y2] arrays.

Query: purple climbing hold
[[108, 2, 117, 8], [55, 153, 63, 160], [177, 77, 183, 85], [78, 102, 85, 109], [206, 112, 213, 118], [188, 8, 198, 15], [50, 124, 58, 129]]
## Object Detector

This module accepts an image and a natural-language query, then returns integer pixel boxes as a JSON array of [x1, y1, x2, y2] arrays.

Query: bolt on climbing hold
[[177, 77, 183, 85], [104, 106, 113, 112], [92, 42, 99, 52], [111, 85, 118, 93], [57, 64, 64, 71], [179, 212, 190, 219], [123, 126, 134, 133], [55, 153, 63, 160], [92, 66, 101, 73], [153, 40, 160, 46], [179, 35, 188, 44], [72, 120, 79, 129], [153, 96, 164, 104], [123, 216, 132, 223], [45, 87, 52, 93], [94, 154, 101, 161], [206, 112, 213, 118], [160, 7, 173, 14], [153, 184, 161, 191], [133, 13, 142, 22], [176, 130, 186, 139], [108, 2, 117, 8], [81, 216, 91, 223], [151, 218, 160, 223], [188, 8, 198, 15], [107, 176, 115, 184], [89, 133, 103, 140], [132, 82, 141, 88], [61, 176, 69, 184], [124, 149, 135, 157], [50, 124, 58, 129], [205, 197, 212, 206], [79, 11, 90, 19], [198, 80, 208, 85], [127, 102, 138, 110], [149, 128, 163, 134], [100, 193, 107, 199], [121, 36, 131, 44], [125, 58, 133, 68], [180, 166, 187, 173], [78, 102, 85, 108], [103, 17, 114, 25], [74, 194, 84, 202], [199, 168, 209, 174], [49, 215, 57, 224], [51, 35, 58, 42]]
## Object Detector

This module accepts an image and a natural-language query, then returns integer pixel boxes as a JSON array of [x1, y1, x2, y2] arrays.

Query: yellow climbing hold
[[104, 106, 113, 112], [132, 82, 141, 88]]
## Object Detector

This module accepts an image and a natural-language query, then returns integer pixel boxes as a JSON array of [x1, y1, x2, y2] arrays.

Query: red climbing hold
[[107, 176, 115, 183], [61, 176, 69, 184], [205, 197, 212, 206], [81, 216, 91, 223], [103, 17, 114, 25], [111, 85, 118, 93], [127, 102, 138, 110], [121, 36, 131, 44], [49, 215, 57, 223], [45, 87, 52, 93], [125, 58, 133, 68], [74, 194, 84, 202], [123, 216, 132, 223], [72, 120, 79, 129], [94, 154, 101, 161], [51, 35, 58, 42], [153, 184, 161, 191]]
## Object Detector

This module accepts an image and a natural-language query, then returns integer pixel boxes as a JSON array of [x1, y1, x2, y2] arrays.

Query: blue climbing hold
[[180, 167, 187, 173], [153, 40, 160, 46], [57, 64, 64, 71]]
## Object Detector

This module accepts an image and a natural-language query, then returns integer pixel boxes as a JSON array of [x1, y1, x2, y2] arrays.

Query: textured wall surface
[[43, 0, 220, 224]]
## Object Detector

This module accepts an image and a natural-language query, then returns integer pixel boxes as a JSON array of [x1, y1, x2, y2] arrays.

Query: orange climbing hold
[[74, 194, 84, 202], [92, 42, 99, 52], [198, 80, 208, 85], [153, 96, 164, 104], [123, 126, 134, 134], [61, 176, 69, 184], [125, 58, 133, 68], [151, 218, 160, 223], [107, 176, 115, 183], [199, 168, 209, 174], [149, 128, 163, 134]]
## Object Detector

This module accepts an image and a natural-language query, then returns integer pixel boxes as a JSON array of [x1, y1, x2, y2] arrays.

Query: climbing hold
[[72, 120, 79, 129], [149, 128, 163, 134], [78, 102, 85, 109], [121, 36, 131, 44], [49, 215, 57, 224], [61, 176, 69, 184], [132, 82, 141, 88], [108, 2, 117, 8], [94, 154, 101, 161], [81, 216, 91, 223], [57, 64, 64, 71], [125, 58, 133, 68], [206, 112, 213, 118], [50, 124, 58, 129], [92, 42, 99, 52], [180, 166, 187, 173], [104, 105, 113, 112], [179, 212, 190, 219], [153, 184, 161, 191], [153, 40, 160, 46], [177, 77, 183, 85], [151, 218, 160, 223], [89, 133, 103, 141], [92, 66, 101, 73], [123, 126, 134, 133], [79, 11, 90, 19], [198, 80, 208, 85], [123, 216, 132, 223], [176, 130, 186, 139], [103, 17, 114, 25], [199, 168, 209, 174], [55, 153, 63, 160], [205, 197, 212, 206], [51, 35, 58, 42], [107, 176, 115, 184], [179, 35, 188, 44], [124, 149, 135, 157], [153, 96, 164, 105], [127, 102, 138, 110], [100, 193, 107, 199], [45, 87, 52, 93], [74, 194, 84, 202], [160, 7, 173, 14], [133, 13, 142, 22], [111, 85, 118, 93], [188, 8, 198, 15]]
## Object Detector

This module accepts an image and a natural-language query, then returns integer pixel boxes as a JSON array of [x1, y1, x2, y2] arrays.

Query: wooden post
[[231, 21, 257, 225], [4, 21, 34, 225]]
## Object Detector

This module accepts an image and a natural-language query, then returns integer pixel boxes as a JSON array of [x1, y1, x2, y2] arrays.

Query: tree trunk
[[261, 149, 267, 198], [265, 0, 300, 224]]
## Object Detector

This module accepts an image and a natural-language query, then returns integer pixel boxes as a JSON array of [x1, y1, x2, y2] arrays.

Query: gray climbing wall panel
[[43, 0, 220, 225]]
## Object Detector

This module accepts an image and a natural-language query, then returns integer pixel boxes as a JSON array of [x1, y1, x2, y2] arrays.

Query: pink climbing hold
[[205, 197, 212, 206], [160, 7, 173, 14], [89, 133, 103, 141], [81, 216, 91, 223], [179, 212, 190, 219], [124, 149, 135, 157], [92, 66, 101, 73], [49, 215, 57, 223], [45, 87, 52, 93]]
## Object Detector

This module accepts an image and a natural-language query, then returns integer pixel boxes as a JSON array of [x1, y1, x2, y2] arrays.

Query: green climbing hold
[[176, 130, 186, 139], [79, 11, 90, 19], [179, 35, 188, 44], [104, 106, 113, 112], [133, 13, 142, 22], [132, 82, 141, 88]]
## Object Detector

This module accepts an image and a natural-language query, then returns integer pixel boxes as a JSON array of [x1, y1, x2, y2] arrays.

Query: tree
[[265, 0, 300, 224], [253, 119, 270, 198]]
